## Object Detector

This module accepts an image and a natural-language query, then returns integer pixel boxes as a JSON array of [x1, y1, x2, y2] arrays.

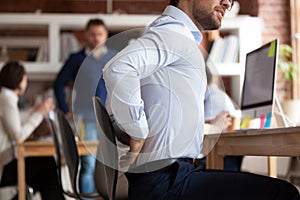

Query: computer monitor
[[240, 39, 279, 120]]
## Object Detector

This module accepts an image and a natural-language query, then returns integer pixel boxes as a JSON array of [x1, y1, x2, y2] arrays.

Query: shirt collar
[[1, 87, 19, 102], [85, 45, 108, 59], [162, 5, 202, 45]]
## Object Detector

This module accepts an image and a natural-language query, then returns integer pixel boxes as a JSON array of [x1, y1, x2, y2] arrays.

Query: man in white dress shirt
[[103, 0, 300, 199]]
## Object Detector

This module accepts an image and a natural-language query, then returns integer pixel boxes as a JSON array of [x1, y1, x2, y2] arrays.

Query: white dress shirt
[[103, 5, 206, 165]]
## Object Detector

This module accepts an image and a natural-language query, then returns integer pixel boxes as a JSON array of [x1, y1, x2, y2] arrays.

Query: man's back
[[104, 6, 206, 166]]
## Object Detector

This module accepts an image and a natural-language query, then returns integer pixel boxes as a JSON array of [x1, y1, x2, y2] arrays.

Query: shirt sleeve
[[2, 100, 43, 143], [103, 29, 175, 140]]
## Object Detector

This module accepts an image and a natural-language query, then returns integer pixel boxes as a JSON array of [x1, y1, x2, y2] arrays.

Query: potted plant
[[278, 44, 298, 96], [277, 44, 300, 125]]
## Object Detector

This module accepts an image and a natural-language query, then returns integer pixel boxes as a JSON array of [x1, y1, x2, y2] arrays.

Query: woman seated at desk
[[0, 61, 64, 200]]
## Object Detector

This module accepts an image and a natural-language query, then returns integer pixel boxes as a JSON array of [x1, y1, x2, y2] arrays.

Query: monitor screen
[[241, 39, 279, 119]]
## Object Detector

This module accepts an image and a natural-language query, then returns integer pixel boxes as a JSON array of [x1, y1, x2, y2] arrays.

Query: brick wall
[[258, 0, 292, 100], [258, 0, 291, 45], [113, 1, 168, 14], [238, 0, 259, 16], [0, 0, 168, 14], [238, 0, 291, 100], [237, 0, 291, 45]]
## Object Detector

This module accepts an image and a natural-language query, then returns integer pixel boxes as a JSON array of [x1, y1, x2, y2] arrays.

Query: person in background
[[204, 66, 244, 171], [103, 0, 300, 199], [204, 66, 236, 126], [0, 61, 64, 200], [53, 18, 112, 119], [53, 18, 116, 193]]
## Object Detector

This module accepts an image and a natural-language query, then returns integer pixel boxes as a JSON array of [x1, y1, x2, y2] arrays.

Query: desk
[[203, 126, 300, 177], [17, 140, 98, 200]]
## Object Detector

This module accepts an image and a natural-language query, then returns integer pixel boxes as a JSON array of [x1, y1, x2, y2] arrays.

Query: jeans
[[79, 122, 98, 193]]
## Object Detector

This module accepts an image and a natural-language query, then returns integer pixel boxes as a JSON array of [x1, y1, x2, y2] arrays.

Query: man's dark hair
[[85, 18, 108, 32], [169, 0, 180, 7], [0, 61, 26, 90]]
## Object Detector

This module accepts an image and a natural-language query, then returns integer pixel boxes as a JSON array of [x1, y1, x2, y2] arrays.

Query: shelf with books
[[0, 13, 159, 80]]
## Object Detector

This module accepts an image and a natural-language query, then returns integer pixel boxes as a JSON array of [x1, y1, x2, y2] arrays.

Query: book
[[207, 35, 239, 64], [222, 35, 239, 63]]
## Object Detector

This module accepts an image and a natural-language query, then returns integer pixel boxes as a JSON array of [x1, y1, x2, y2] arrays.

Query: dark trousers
[[199, 156, 244, 171], [224, 156, 244, 171], [0, 157, 65, 200], [126, 161, 300, 200]]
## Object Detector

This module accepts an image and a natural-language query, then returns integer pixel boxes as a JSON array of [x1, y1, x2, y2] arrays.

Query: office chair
[[92, 96, 127, 200], [49, 111, 100, 199]]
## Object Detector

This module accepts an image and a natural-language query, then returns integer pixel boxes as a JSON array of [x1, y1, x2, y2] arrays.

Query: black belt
[[177, 157, 205, 166], [128, 157, 205, 173]]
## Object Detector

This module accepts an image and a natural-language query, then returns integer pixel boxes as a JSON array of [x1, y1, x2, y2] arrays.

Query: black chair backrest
[[49, 118, 64, 195], [93, 96, 119, 200], [50, 110, 81, 198], [59, 111, 80, 193], [51, 110, 103, 199]]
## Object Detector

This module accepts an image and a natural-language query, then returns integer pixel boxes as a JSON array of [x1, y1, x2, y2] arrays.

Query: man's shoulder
[[147, 15, 192, 42], [68, 49, 86, 59], [70, 49, 86, 57], [149, 15, 185, 30]]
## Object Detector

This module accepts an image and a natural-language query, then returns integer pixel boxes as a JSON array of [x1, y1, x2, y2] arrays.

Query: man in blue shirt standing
[[103, 0, 300, 199], [53, 18, 115, 194]]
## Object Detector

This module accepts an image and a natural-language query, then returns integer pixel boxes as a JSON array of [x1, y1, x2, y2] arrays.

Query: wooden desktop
[[17, 126, 300, 200], [203, 126, 300, 177]]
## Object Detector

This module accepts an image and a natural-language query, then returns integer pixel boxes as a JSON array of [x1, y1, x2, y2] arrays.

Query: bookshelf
[[0, 14, 263, 103], [0, 13, 159, 80], [207, 15, 263, 105]]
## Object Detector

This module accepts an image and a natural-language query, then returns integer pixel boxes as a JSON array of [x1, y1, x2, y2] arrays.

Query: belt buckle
[[192, 158, 196, 165]]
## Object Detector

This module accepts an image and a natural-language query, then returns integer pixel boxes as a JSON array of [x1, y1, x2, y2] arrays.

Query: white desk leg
[[268, 156, 277, 178]]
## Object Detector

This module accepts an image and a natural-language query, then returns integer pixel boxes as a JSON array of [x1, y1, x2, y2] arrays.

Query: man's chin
[[201, 16, 222, 30], [203, 23, 221, 30]]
